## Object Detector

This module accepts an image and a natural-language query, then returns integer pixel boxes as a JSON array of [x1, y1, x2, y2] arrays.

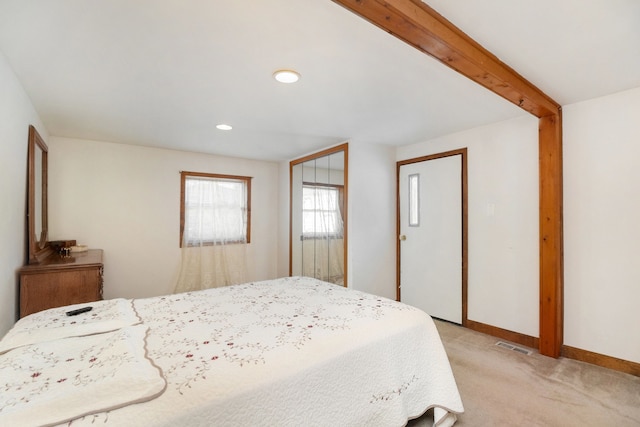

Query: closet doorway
[[397, 149, 467, 324], [290, 144, 348, 286]]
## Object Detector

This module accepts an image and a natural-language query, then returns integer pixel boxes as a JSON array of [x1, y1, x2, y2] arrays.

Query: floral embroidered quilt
[[0, 298, 141, 354], [0, 325, 166, 426], [0, 277, 463, 426]]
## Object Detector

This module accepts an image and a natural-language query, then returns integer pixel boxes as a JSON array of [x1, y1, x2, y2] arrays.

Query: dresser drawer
[[19, 249, 104, 318]]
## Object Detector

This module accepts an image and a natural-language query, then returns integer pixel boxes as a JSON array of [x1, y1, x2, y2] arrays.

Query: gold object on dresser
[[19, 249, 104, 318]]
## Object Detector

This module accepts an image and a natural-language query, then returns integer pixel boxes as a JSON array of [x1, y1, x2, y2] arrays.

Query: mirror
[[27, 125, 51, 264], [290, 143, 348, 286]]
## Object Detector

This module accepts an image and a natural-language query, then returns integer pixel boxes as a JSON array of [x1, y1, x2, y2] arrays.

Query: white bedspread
[[0, 325, 166, 426], [0, 298, 140, 354], [1, 277, 463, 426]]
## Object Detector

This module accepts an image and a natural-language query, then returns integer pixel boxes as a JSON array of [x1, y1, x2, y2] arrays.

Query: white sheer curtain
[[174, 175, 248, 293], [301, 185, 344, 284]]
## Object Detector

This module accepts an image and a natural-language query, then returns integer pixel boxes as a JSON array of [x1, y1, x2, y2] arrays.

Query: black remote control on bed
[[66, 306, 93, 316]]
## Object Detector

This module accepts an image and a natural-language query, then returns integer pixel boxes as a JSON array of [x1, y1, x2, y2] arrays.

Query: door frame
[[396, 148, 468, 327]]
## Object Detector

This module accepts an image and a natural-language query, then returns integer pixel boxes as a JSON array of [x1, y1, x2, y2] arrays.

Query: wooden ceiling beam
[[331, 0, 560, 118], [333, 0, 564, 358]]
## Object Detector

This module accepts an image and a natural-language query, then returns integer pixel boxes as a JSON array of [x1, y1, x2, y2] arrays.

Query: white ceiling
[[0, 0, 638, 161]]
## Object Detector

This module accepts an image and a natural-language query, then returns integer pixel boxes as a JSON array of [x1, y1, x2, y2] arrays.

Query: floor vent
[[495, 341, 532, 356]]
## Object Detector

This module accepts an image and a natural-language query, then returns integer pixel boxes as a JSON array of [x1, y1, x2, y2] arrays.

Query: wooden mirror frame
[[27, 125, 51, 264], [289, 143, 348, 286]]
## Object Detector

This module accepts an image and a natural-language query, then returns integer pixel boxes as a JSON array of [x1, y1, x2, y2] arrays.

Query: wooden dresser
[[19, 249, 104, 318]]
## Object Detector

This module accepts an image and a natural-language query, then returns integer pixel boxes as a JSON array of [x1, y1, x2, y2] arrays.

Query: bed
[[0, 276, 463, 426]]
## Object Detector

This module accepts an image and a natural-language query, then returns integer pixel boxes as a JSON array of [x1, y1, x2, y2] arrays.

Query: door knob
[[399, 235, 407, 241]]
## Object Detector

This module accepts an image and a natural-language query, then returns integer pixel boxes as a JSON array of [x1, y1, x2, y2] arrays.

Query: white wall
[[397, 115, 540, 337], [348, 141, 397, 299], [48, 137, 280, 300], [277, 160, 290, 278], [0, 51, 48, 335], [564, 87, 640, 363]]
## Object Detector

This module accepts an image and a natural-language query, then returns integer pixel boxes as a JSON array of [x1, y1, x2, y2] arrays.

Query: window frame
[[179, 171, 252, 247], [408, 173, 420, 227], [301, 182, 344, 239]]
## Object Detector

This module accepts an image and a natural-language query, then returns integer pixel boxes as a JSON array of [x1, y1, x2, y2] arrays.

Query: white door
[[399, 155, 462, 324]]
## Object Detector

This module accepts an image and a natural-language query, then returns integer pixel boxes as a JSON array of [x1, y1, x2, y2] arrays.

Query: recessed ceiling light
[[273, 69, 301, 84], [216, 124, 232, 131]]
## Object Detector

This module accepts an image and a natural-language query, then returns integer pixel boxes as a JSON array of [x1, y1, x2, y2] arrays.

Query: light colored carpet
[[408, 320, 640, 427]]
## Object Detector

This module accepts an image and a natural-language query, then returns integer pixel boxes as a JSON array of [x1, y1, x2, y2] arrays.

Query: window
[[408, 173, 420, 227], [180, 172, 251, 246], [302, 184, 343, 237]]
